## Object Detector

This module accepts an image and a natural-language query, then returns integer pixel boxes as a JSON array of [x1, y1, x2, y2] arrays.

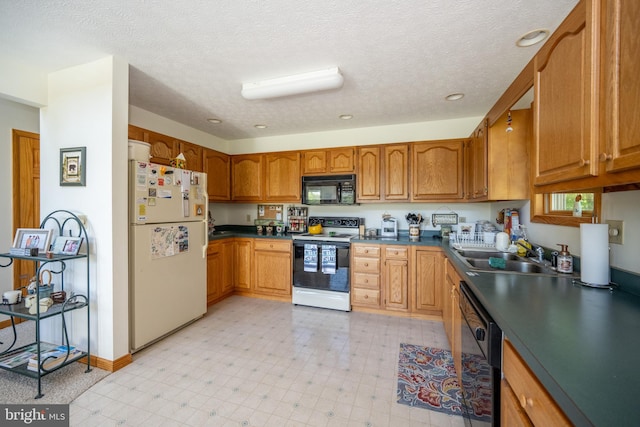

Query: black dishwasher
[[459, 281, 502, 427]]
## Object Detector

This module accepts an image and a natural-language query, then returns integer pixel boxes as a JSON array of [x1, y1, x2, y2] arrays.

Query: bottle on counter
[[556, 244, 573, 274]]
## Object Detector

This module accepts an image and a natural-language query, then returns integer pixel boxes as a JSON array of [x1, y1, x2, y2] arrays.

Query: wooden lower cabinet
[[501, 379, 534, 427], [351, 244, 382, 309], [234, 239, 253, 291], [253, 239, 292, 298], [207, 240, 234, 305], [412, 247, 443, 315], [444, 258, 462, 382], [383, 246, 409, 311], [502, 339, 571, 426]]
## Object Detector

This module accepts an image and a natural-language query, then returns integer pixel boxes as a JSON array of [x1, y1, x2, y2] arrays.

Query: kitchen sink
[[455, 250, 519, 261], [465, 258, 547, 274], [452, 248, 557, 275]]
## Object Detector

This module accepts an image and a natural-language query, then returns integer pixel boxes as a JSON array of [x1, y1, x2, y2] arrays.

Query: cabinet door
[[234, 239, 252, 291], [533, 0, 599, 186], [221, 240, 234, 295], [357, 146, 381, 201], [501, 379, 534, 427], [384, 259, 408, 311], [602, 0, 640, 173], [149, 135, 178, 166], [302, 150, 327, 174], [411, 140, 464, 200], [232, 154, 263, 201], [384, 144, 409, 200], [412, 248, 443, 315], [264, 152, 301, 201], [207, 242, 223, 304], [472, 121, 488, 200], [179, 141, 203, 172], [203, 149, 230, 201], [254, 241, 291, 296], [328, 148, 355, 173]]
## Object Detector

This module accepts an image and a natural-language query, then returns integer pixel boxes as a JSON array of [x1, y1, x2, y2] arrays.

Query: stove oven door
[[293, 241, 350, 292]]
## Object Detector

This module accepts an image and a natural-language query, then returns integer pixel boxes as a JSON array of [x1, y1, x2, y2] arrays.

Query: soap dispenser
[[556, 244, 573, 274]]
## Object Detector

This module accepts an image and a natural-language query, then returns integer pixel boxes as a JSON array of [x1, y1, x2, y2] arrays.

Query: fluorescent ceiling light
[[241, 67, 344, 100]]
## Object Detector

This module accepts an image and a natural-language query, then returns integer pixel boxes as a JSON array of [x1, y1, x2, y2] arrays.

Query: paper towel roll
[[580, 224, 610, 285]]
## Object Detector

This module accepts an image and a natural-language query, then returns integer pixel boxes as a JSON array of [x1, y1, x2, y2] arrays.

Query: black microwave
[[302, 174, 356, 205]]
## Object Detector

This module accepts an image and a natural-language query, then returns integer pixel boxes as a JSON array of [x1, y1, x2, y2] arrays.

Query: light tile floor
[[70, 296, 465, 427]]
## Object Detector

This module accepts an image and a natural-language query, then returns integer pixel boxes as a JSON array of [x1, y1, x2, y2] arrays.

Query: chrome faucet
[[516, 241, 546, 263]]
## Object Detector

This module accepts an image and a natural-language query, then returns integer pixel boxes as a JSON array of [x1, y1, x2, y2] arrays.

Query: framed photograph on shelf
[[12, 228, 54, 255], [60, 147, 86, 186], [50, 236, 84, 256]]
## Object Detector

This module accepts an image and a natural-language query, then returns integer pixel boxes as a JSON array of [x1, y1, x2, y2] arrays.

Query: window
[[531, 191, 602, 226]]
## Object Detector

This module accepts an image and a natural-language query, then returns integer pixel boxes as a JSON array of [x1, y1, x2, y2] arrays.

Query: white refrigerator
[[129, 160, 208, 352]]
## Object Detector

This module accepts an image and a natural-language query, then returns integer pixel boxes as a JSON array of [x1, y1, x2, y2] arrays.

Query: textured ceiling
[[1, 0, 578, 141]]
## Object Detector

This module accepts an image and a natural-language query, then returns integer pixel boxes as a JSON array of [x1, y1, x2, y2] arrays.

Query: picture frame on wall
[[60, 147, 86, 186]]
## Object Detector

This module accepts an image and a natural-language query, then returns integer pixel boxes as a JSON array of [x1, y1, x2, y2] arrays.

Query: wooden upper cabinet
[[357, 146, 381, 201], [471, 121, 488, 200], [149, 135, 178, 166], [601, 0, 640, 174], [487, 110, 531, 200], [384, 144, 410, 200], [179, 141, 203, 172], [411, 139, 464, 200], [533, 0, 599, 186], [302, 148, 355, 174], [328, 148, 355, 173], [302, 150, 326, 175], [231, 154, 263, 201], [203, 148, 230, 201], [264, 152, 301, 202]]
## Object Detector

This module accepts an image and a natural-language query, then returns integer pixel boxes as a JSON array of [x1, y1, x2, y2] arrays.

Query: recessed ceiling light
[[254, 124, 268, 129], [207, 118, 222, 124], [339, 114, 353, 120], [445, 93, 464, 101], [516, 29, 550, 47]]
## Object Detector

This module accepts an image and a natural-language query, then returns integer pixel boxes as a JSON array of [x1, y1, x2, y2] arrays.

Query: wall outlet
[[246, 214, 251, 223], [605, 220, 624, 245]]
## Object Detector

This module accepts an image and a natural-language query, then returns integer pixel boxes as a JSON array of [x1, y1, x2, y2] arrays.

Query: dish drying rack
[[449, 232, 497, 249]]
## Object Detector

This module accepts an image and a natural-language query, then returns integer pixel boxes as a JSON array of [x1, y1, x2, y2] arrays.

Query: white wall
[[0, 57, 47, 107], [40, 56, 130, 361], [129, 106, 228, 152], [0, 98, 40, 316], [520, 191, 640, 274], [227, 116, 483, 154]]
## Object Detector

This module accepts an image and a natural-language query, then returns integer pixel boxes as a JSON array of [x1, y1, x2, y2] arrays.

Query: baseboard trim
[[78, 353, 132, 372]]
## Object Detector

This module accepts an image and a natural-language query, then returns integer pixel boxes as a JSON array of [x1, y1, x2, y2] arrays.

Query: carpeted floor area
[[0, 320, 109, 404]]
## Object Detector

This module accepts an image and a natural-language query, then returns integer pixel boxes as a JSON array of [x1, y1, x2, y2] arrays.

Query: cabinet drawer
[[384, 246, 408, 259], [254, 239, 291, 252], [352, 288, 380, 307], [352, 245, 381, 257], [503, 340, 571, 427], [352, 257, 380, 273], [352, 272, 379, 289]]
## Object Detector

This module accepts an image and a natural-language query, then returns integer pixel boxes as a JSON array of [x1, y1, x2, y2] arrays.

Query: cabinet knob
[[599, 153, 613, 162], [579, 158, 590, 167], [364, 263, 369, 267], [519, 395, 534, 409], [364, 295, 369, 299], [364, 250, 369, 254], [364, 279, 369, 283]]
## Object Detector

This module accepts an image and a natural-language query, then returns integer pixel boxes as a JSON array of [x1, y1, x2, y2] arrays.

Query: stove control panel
[[308, 216, 362, 228]]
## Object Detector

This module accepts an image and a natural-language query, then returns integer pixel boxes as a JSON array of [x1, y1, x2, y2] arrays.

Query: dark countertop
[[210, 228, 638, 425], [443, 245, 640, 427]]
